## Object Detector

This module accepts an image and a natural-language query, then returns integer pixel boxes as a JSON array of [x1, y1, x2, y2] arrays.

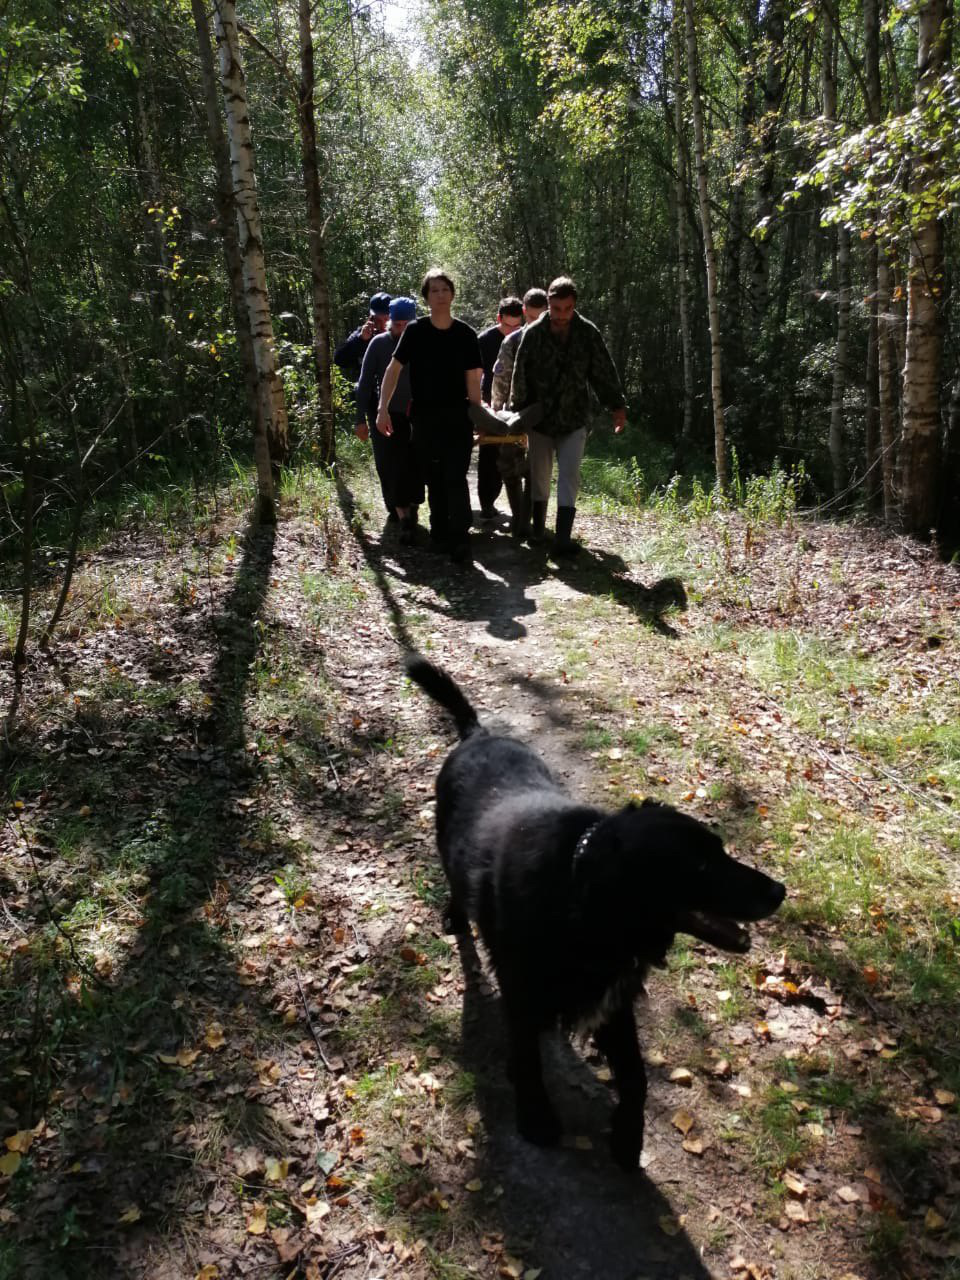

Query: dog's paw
[[517, 1099, 562, 1148], [609, 1103, 645, 1171]]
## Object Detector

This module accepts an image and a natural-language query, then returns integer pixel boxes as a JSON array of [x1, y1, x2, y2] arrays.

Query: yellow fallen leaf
[[934, 1089, 956, 1106], [669, 1067, 693, 1086], [195, 1267, 219, 1280], [299, 1176, 316, 1194], [118, 1205, 141, 1224], [0, 1152, 22, 1176], [672, 1109, 696, 1135], [836, 1185, 861, 1203], [205, 1022, 226, 1050], [682, 1137, 705, 1155], [784, 1199, 810, 1224], [925, 1207, 947, 1233], [658, 1214, 683, 1236], [784, 1172, 807, 1198], [247, 1202, 268, 1234], [303, 1197, 330, 1226], [523, 1270, 543, 1280], [265, 1157, 289, 1183], [466, 1179, 484, 1192], [4, 1130, 35, 1155]]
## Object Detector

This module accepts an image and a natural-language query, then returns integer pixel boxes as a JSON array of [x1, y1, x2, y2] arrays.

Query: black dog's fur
[[407, 655, 786, 1170]]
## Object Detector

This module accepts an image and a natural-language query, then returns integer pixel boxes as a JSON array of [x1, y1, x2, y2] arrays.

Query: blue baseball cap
[[389, 296, 418, 321], [369, 292, 392, 315]]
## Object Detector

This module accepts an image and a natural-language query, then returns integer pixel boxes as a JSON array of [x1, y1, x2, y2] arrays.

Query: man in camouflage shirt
[[510, 276, 626, 554]]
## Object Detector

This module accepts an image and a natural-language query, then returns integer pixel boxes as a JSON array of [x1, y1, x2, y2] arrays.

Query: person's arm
[[491, 336, 516, 412], [509, 330, 530, 412], [376, 358, 403, 436], [466, 366, 482, 405], [355, 340, 381, 440]]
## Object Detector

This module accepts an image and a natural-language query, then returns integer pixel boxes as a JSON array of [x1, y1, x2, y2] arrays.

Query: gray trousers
[[527, 427, 587, 507]]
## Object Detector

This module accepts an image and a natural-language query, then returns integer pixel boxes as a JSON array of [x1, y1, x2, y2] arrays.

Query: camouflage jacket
[[510, 311, 625, 437], [490, 326, 523, 411]]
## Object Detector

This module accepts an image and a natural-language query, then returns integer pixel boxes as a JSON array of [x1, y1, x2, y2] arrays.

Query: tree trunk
[[673, 16, 695, 456], [191, 0, 261, 443], [821, 14, 850, 498], [213, 0, 287, 522], [721, 0, 759, 366], [684, 0, 727, 488], [298, 0, 336, 466], [749, 0, 786, 321], [899, 0, 949, 536]]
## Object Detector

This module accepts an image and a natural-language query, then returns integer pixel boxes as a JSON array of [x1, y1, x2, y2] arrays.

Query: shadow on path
[[453, 932, 712, 1280]]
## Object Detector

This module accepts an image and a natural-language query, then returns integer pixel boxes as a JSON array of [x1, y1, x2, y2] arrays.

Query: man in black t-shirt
[[476, 296, 524, 521], [376, 270, 483, 563]]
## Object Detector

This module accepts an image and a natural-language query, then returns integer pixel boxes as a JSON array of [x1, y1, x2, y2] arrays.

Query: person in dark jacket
[[376, 270, 483, 564], [475, 296, 524, 521], [511, 276, 626, 555], [355, 297, 424, 544], [334, 291, 391, 386]]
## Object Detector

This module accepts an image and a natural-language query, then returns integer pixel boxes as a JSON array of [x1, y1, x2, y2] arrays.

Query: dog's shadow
[[453, 933, 713, 1280]]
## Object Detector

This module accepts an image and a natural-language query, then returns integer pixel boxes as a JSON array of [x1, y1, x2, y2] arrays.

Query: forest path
[[4, 452, 959, 1280]]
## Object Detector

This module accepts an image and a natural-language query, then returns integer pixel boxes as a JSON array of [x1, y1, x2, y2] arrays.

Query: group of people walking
[[335, 271, 626, 564]]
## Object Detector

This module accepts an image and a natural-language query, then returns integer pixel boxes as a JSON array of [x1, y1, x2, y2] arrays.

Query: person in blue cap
[[334, 291, 392, 387], [355, 297, 424, 543]]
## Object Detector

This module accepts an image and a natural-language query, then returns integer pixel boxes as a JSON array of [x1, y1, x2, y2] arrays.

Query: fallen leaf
[[247, 1203, 268, 1234], [783, 1172, 807, 1198], [466, 1179, 484, 1192], [836, 1185, 861, 1204], [195, 1267, 219, 1280], [682, 1137, 705, 1155], [658, 1213, 685, 1236], [669, 1067, 693, 1086], [265, 1157, 289, 1183], [204, 1022, 226, 1050], [934, 1089, 956, 1106], [712, 1059, 732, 1078], [0, 1152, 21, 1176], [924, 1207, 947, 1233], [3, 1131, 35, 1155], [118, 1205, 141, 1224], [784, 1199, 810, 1224], [672, 1109, 696, 1135]]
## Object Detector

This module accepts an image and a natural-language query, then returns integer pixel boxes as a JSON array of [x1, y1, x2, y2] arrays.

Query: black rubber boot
[[505, 477, 529, 540], [553, 505, 580, 556], [529, 500, 548, 545]]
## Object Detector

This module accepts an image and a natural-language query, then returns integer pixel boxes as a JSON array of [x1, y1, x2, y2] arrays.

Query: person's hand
[[360, 317, 376, 340], [612, 407, 627, 435], [376, 409, 393, 436], [354, 421, 369, 441]]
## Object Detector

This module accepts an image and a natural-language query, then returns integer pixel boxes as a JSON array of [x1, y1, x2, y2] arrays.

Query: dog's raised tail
[[405, 654, 480, 739]]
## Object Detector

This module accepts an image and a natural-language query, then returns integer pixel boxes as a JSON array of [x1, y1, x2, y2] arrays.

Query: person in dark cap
[[355, 297, 424, 544], [334, 291, 392, 388]]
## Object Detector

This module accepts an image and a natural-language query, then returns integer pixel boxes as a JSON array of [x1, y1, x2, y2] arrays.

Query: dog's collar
[[572, 819, 602, 870]]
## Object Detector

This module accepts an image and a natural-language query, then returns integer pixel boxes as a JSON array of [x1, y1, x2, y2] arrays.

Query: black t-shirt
[[478, 325, 505, 403], [393, 317, 482, 413]]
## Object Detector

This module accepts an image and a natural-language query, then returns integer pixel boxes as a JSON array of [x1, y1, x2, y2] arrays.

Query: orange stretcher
[[475, 433, 528, 447]]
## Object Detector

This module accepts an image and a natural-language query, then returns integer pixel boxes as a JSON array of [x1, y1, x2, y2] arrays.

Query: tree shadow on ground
[[0, 515, 339, 1278], [450, 931, 712, 1280]]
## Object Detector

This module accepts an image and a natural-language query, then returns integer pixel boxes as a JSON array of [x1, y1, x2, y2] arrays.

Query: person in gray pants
[[510, 277, 626, 555]]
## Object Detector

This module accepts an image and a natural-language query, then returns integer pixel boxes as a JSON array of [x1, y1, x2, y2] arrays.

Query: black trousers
[[412, 408, 473, 544], [370, 413, 424, 513], [477, 443, 504, 511]]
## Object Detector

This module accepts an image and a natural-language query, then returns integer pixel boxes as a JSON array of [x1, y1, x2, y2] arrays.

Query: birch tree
[[213, 0, 288, 523]]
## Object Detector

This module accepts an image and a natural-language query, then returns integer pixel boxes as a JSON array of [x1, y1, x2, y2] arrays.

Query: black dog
[[406, 655, 785, 1170]]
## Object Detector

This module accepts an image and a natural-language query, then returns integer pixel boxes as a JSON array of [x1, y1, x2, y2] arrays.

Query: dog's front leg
[[503, 1002, 561, 1147], [594, 999, 647, 1171]]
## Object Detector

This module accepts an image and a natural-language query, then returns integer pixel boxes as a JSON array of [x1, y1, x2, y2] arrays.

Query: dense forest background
[[2, 0, 959, 653]]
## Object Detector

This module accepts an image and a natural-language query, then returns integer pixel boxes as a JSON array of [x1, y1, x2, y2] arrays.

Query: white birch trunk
[[213, 0, 288, 522]]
